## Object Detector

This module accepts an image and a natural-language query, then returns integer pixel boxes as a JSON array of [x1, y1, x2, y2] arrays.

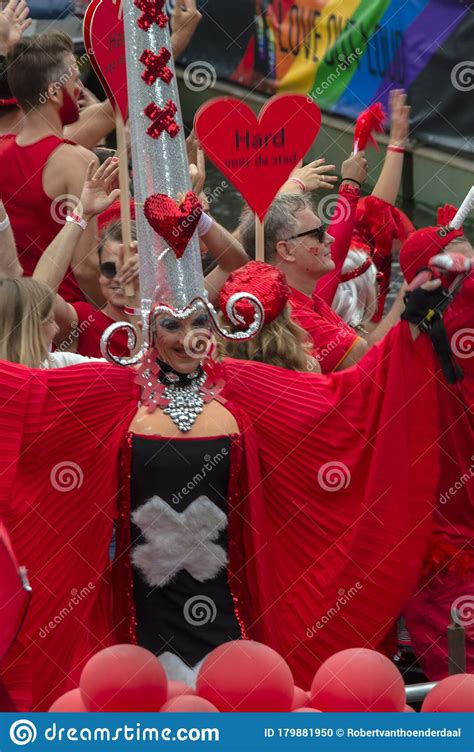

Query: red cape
[[405, 275, 474, 678], [0, 321, 439, 702]]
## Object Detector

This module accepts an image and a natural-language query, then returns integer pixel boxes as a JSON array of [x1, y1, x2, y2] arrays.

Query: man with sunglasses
[[239, 152, 369, 372]]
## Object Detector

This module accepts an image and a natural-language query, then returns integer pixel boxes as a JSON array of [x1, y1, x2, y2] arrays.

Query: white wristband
[[66, 211, 88, 231], [0, 214, 11, 232], [197, 212, 213, 237]]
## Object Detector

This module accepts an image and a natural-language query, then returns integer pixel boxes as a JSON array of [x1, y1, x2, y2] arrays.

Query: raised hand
[[0, 0, 31, 55], [389, 89, 410, 147], [290, 158, 338, 191], [78, 158, 120, 220], [341, 151, 368, 185]]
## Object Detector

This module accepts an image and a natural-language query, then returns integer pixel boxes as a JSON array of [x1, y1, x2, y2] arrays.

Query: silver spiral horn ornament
[[100, 321, 148, 366], [209, 293, 264, 341]]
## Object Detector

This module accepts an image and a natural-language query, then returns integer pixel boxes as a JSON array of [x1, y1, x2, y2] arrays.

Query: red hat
[[97, 199, 136, 234], [219, 261, 289, 329], [400, 225, 464, 283]]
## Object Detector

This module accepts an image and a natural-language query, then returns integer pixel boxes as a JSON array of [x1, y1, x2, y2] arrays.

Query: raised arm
[[34, 157, 119, 293], [171, 0, 202, 59], [371, 89, 410, 206], [314, 152, 368, 306], [64, 98, 116, 151]]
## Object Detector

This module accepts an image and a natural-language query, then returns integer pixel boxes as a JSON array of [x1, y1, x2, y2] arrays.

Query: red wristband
[[387, 144, 405, 154], [287, 177, 306, 192]]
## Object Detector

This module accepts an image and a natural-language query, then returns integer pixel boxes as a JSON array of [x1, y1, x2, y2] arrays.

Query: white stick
[[450, 186, 474, 230]]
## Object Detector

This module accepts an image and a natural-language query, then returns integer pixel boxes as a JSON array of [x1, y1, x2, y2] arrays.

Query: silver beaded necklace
[[160, 368, 207, 432]]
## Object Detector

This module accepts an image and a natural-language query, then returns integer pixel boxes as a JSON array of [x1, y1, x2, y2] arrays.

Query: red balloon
[[197, 640, 294, 712], [167, 681, 195, 701], [161, 696, 219, 712], [292, 686, 310, 710], [404, 704, 416, 712], [48, 689, 87, 712], [421, 674, 474, 712], [80, 645, 167, 712], [310, 649, 405, 712]]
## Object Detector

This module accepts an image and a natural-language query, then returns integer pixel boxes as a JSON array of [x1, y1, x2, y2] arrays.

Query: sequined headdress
[[101, 0, 262, 366]]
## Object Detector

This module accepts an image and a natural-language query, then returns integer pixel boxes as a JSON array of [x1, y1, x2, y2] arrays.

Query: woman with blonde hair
[[0, 277, 102, 368], [219, 261, 320, 373]]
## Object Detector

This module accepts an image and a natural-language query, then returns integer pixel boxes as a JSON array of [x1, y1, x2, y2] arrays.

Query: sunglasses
[[285, 225, 326, 243], [99, 261, 118, 278]]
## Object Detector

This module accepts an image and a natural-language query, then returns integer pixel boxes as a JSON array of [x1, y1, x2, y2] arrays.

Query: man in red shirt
[[0, 31, 102, 304], [239, 154, 369, 372]]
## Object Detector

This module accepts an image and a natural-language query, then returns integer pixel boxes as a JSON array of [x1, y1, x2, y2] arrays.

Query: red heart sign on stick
[[194, 95, 321, 220], [83, 0, 128, 120], [144, 192, 202, 259]]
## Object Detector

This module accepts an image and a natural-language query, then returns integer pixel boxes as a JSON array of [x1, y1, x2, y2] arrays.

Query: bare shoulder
[[48, 141, 96, 170], [43, 142, 97, 198]]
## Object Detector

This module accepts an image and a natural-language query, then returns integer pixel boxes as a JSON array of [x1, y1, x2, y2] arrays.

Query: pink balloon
[[161, 695, 219, 713], [310, 649, 405, 712], [80, 645, 167, 712], [161, 696, 218, 712], [197, 640, 294, 712], [421, 674, 474, 713], [292, 686, 310, 710], [49, 689, 87, 712], [167, 681, 195, 701], [294, 708, 321, 712], [404, 704, 416, 713]]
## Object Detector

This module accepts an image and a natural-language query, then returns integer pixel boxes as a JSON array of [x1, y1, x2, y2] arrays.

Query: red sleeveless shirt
[[0, 135, 85, 302]]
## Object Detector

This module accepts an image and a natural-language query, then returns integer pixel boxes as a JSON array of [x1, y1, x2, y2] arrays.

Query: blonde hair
[[0, 278, 55, 367], [220, 303, 315, 372]]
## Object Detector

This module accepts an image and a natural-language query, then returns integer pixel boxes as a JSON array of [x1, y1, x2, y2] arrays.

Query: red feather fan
[[353, 102, 386, 152]]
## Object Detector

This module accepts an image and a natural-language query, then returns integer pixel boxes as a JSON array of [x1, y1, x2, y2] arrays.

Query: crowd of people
[[0, 0, 472, 712]]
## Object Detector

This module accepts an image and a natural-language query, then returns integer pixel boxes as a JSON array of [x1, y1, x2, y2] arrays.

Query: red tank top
[[72, 302, 130, 358], [0, 135, 85, 302]]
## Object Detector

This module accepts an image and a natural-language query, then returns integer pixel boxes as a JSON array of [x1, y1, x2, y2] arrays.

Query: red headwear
[[399, 224, 464, 283], [348, 196, 415, 319], [97, 199, 136, 234], [219, 261, 289, 329]]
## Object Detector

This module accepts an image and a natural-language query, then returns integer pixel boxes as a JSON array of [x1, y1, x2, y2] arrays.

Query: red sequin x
[[134, 0, 168, 31], [140, 48, 173, 86], [144, 100, 180, 139]]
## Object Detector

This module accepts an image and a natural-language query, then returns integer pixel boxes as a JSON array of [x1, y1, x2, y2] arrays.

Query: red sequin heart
[[144, 192, 202, 259]]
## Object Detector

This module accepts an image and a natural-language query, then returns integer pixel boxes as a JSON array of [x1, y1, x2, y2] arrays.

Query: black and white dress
[[129, 433, 242, 685]]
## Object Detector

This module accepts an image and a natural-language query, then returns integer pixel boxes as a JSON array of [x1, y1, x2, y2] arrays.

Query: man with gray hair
[[239, 153, 369, 371]]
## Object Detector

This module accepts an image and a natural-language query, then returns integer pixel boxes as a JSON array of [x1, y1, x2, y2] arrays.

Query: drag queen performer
[[0, 2, 450, 709]]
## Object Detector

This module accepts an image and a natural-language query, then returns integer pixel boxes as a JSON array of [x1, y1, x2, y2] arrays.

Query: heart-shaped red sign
[[83, 0, 128, 120], [194, 95, 321, 220], [144, 192, 202, 259]]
